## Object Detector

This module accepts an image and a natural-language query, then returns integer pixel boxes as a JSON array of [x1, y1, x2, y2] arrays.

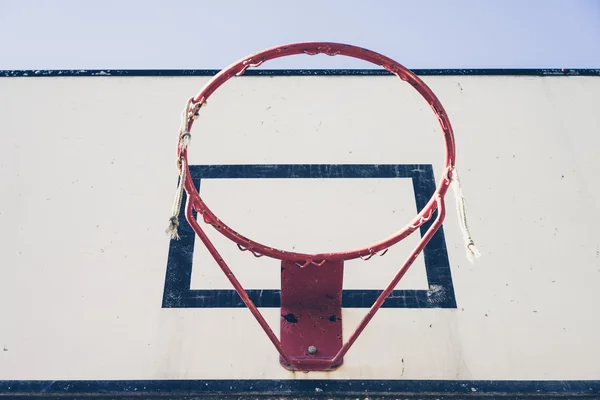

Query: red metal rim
[[179, 42, 456, 263]]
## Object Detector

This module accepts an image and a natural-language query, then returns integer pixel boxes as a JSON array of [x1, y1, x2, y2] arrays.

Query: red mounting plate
[[280, 260, 344, 371]]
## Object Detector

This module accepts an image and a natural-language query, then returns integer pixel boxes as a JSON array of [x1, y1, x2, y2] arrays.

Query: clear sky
[[1, 0, 599, 70]]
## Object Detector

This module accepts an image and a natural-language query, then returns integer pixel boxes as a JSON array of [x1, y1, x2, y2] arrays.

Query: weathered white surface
[[0, 74, 599, 381]]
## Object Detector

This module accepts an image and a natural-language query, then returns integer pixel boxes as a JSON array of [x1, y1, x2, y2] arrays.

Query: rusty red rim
[[178, 42, 455, 263]]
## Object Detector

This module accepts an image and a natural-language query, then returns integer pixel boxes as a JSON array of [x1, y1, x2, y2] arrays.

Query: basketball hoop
[[167, 42, 478, 371]]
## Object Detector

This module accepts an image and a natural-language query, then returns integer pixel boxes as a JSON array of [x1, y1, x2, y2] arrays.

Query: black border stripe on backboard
[[1, 379, 599, 398], [1, 68, 600, 77]]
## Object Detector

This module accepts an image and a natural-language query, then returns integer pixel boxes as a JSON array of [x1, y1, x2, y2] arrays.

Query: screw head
[[307, 345, 317, 354]]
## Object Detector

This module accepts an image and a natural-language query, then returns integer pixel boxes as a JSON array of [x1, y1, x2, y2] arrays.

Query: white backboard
[[1, 69, 599, 398]]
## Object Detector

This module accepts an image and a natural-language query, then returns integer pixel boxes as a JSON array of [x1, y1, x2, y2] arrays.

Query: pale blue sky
[[1, 0, 599, 70]]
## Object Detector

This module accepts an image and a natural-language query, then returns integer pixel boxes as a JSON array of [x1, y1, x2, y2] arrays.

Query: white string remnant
[[166, 98, 203, 240], [166, 158, 187, 240], [450, 167, 481, 263], [179, 97, 195, 151]]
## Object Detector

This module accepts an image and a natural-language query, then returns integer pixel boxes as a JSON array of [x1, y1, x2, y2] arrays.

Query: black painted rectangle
[[162, 164, 456, 309]]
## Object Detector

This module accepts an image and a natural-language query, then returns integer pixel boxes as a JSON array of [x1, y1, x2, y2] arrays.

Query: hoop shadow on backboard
[[163, 164, 456, 310]]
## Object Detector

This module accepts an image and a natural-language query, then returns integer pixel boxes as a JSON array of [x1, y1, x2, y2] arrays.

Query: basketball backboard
[[1, 65, 599, 398]]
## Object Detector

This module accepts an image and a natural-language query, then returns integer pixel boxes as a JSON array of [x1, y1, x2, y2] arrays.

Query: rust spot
[[282, 313, 298, 323]]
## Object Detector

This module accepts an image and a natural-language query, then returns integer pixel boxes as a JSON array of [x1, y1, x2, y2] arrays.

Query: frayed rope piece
[[179, 97, 195, 151], [166, 216, 180, 240], [166, 157, 187, 240], [166, 98, 203, 240], [450, 168, 481, 263]]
